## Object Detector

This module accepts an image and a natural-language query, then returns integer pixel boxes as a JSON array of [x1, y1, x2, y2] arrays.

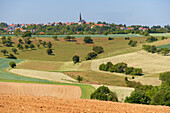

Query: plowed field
[[0, 94, 169, 113]]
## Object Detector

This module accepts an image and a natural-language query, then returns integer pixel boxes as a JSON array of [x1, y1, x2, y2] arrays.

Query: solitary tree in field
[[47, 41, 52, 48], [46, 48, 53, 55], [72, 55, 80, 64], [17, 43, 23, 50], [30, 43, 35, 50], [12, 48, 17, 54], [9, 62, 16, 68], [37, 44, 40, 48], [18, 38, 23, 43], [77, 75, 83, 83], [42, 41, 46, 47], [83, 36, 93, 43], [24, 44, 29, 50], [1, 49, 8, 56], [53, 36, 58, 41]]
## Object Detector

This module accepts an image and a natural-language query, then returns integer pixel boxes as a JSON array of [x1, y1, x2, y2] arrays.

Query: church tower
[[78, 13, 86, 25], [79, 13, 82, 21]]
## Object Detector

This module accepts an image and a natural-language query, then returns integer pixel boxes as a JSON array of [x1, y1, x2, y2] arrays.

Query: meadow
[[157, 44, 170, 49], [0, 36, 147, 61]]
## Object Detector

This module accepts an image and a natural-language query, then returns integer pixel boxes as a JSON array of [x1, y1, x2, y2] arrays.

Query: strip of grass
[[0, 79, 95, 99]]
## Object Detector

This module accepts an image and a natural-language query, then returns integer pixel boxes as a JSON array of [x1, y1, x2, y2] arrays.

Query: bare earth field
[[9, 69, 76, 83], [91, 50, 170, 74], [0, 94, 169, 113], [0, 82, 81, 98]]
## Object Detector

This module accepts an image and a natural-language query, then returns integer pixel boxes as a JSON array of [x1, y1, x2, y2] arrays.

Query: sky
[[1, 0, 170, 26]]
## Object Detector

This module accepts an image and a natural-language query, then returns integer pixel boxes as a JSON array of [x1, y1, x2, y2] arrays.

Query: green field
[[0, 58, 59, 82], [157, 44, 170, 49], [0, 34, 143, 38], [150, 33, 170, 37]]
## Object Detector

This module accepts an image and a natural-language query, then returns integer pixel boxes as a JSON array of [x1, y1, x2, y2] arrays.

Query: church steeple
[[79, 13, 82, 21]]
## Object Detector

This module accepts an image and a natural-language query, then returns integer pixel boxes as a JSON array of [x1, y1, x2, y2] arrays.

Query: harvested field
[[0, 82, 81, 98], [0, 94, 169, 113], [9, 69, 76, 83], [133, 76, 162, 86], [91, 84, 134, 101], [91, 50, 170, 74], [17, 60, 91, 71]]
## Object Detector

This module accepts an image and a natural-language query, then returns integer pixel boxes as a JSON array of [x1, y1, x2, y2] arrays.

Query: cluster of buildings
[[120, 27, 148, 31], [1, 13, 149, 34]]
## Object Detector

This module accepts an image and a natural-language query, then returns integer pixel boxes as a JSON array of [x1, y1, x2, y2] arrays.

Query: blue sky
[[1, 0, 170, 26]]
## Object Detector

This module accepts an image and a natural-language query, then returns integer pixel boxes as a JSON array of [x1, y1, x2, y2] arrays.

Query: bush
[[29, 43, 35, 50], [47, 41, 52, 48], [85, 52, 97, 60], [91, 86, 118, 102], [46, 48, 53, 55], [22, 30, 32, 37], [159, 71, 170, 85], [146, 36, 158, 43], [128, 40, 137, 47], [77, 75, 83, 83], [72, 55, 80, 64], [99, 63, 106, 71], [126, 81, 142, 88], [125, 67, 134, 75], [7, 54, 17, 59], [108, 37, 114, 40], [125, 90, 151, 104], [9, 62, 16, 68], [93, 46, 104, 54], [12, 48, 17, 54], [83, 36, 93, 43], [53, 35, 58, 41], [130, 68, 142, 75]]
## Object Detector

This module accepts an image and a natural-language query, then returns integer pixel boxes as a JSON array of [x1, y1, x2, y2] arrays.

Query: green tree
[[159, 71, 170, 85], [47, 41, 52, 48], [17, 43, 23, 50], [93, 46, 104, 54], [46, 48, 53, 55], [18, 39, 23, 43], [21, 30, 32, 37], [53, 35, 58, 41], [12, 48, 17, 54], [77, 75, 83, 83], [128, 40, 137, 47], [91, 86, 118, 102], [125, 90, 151, 104], [9, 62, 16, 68], [42, 41, 46, 47], [83, 36, 93, 43], [130, 68, 143, 75], [1, 49, 8, 56], [7, 54, 17, 59], [160, 48, 169, 56], [125, 67, 134, 75], [24, 38, 31, 45], [37, 44, 40, 48], [72, 55, 80, 64], [24, 44, 29, 50], [85, 52, 97, 60], [30, 43, 35, 50]]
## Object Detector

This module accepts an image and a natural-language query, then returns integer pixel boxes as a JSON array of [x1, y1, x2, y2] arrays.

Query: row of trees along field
[[142, 45, 170, 56], [124, 71, 170, 106], [99, 62, 143, 76]]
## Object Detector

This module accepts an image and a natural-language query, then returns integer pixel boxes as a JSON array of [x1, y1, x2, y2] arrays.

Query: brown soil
[[0, 82, 81, 98], [0, 94, 169, 113]]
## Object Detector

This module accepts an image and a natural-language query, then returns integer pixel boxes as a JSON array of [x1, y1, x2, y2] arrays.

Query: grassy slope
[[0, 37, 147, 61]]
